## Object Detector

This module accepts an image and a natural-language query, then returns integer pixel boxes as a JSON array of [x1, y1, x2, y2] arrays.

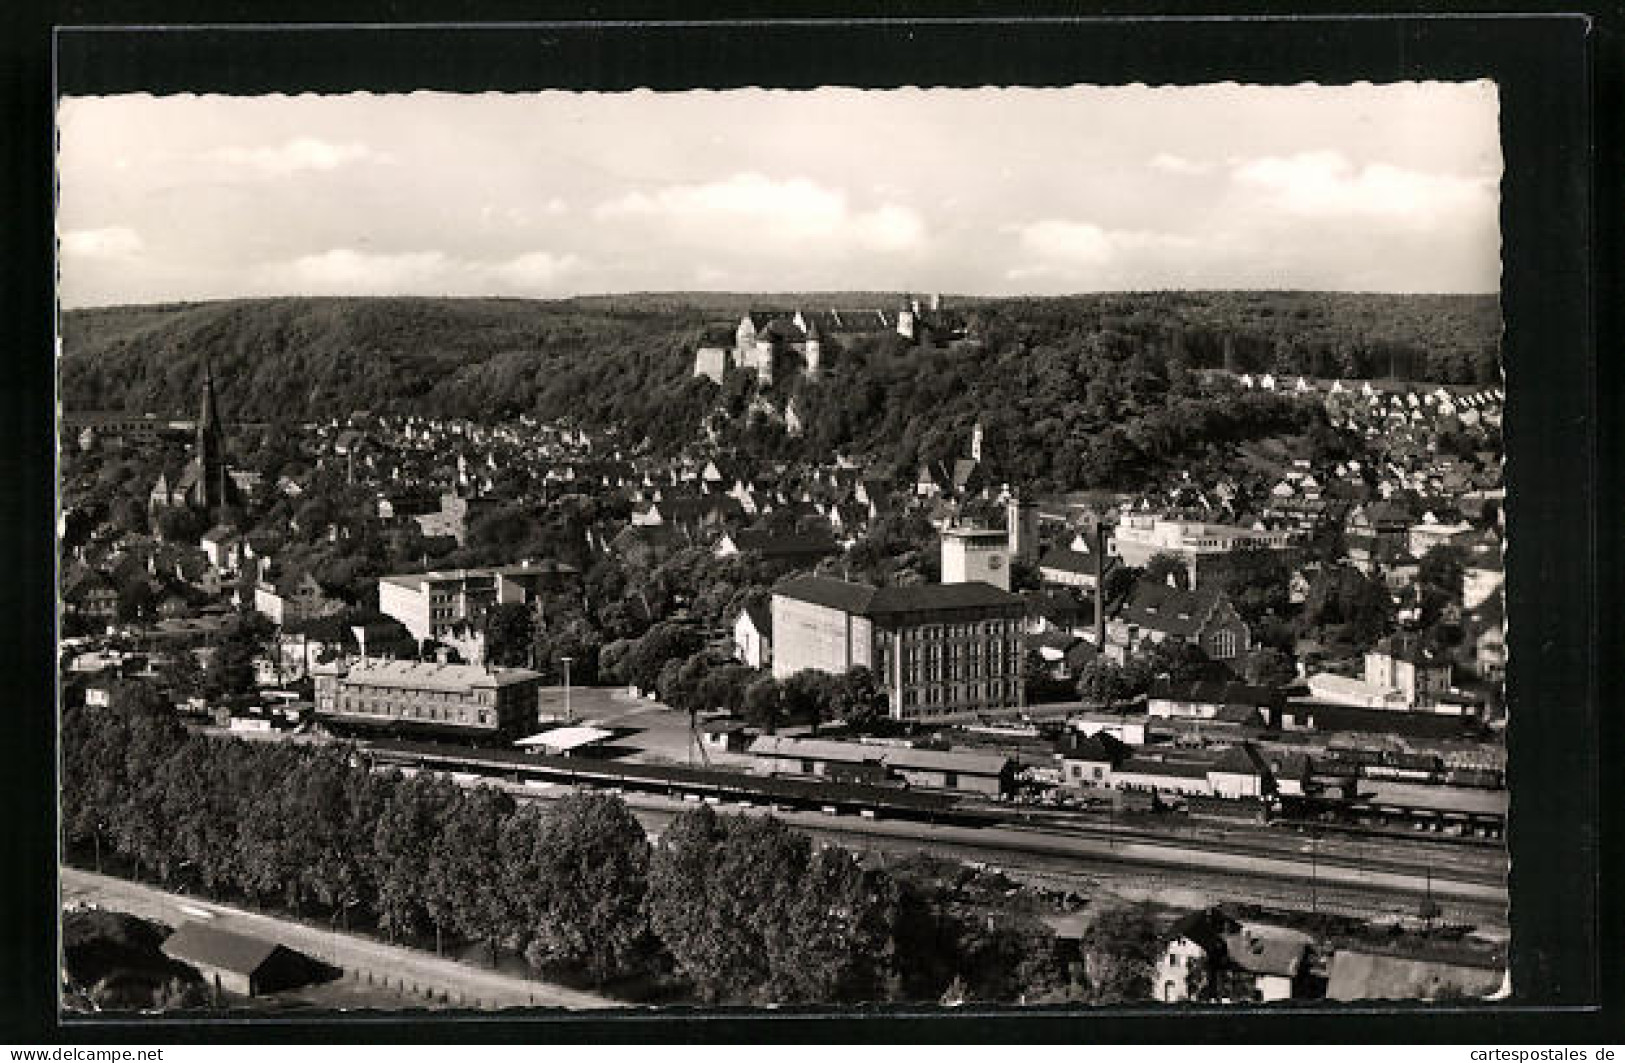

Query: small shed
[[160, 923, 315, 997]]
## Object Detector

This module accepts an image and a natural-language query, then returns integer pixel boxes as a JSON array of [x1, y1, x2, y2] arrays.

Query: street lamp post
[[560, 656, 573, 724]]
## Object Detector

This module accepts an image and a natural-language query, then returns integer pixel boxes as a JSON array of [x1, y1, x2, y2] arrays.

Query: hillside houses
[[1105, 582, 1252, 665]]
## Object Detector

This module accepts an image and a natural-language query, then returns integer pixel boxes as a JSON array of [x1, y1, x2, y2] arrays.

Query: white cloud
[[1150, 152, 1213, 175], [1014, 219, 1195, 266], [859, 205, 926, 252], [264, 247, 582, 296], [595, 172, 925, 253], [208, 137, 395, 176], [488, 250, 581, 289], [1015, 220, 1116, 265], [1231, 151, 1496, 218], [60, 226, 144, 259], [281, 249, 449, 293]]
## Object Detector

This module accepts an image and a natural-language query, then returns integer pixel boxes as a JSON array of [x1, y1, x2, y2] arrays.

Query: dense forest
[[60, 291, 1500, 487]]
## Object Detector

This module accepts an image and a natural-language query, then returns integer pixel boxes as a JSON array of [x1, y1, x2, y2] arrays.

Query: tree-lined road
[[61, 866, 616, 1011]]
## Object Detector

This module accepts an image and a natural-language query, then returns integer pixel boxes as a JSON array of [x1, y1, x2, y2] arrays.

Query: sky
[[56, 84, 1502, 308]]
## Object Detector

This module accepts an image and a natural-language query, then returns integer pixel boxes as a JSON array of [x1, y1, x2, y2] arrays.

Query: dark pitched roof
[[1117, 753, 1218, 779], [1057, 730, 1127, 764], [818, 308, 895, 334], [1024, 587, 1089, 620], [950, 458, 983, 492], [1149, 678, 1284, 709], [1116, 581, 1226, 637], [867, 582, 1025, 615], [1167, 907, 1240, 955], [698, 323, 737, 346], [775, 576, 878, 614], [1223, 926, 1312, 978], [742, 599, 773, 637], [63, 568, 116, 599], [1210, 743, 1271, 777], [1038, 547, 1100, 575], [743, 310, 798, 331], [161, 923, 286, 976], [773, 576, 1023, 617]]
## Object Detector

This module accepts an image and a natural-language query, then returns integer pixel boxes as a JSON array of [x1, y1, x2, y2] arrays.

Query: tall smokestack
[[1095, 521, 1107, 648]]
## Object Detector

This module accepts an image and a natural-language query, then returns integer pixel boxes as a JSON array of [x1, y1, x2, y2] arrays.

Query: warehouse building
[[748, 734, 1015, 796]]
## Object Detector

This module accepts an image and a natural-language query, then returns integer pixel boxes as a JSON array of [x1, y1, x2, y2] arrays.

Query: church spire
[[199, 356, 220, 431], [195, 356, 228, 516]]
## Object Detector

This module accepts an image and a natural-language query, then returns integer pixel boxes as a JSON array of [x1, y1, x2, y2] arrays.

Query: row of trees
[[62, 692, 1168, 1005], [595, 619, 889, 734]]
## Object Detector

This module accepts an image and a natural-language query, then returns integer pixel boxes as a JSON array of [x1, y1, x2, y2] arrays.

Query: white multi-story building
[[1112, 512, 1297, 575], [940, 526, 1012, 591], [376, 562, 576, 647]]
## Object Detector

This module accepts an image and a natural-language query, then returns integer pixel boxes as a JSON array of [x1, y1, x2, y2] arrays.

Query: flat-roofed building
[[771, 576, 1025, 723], [747, 734, 1014, 795], [312, 658, 541, 740], [377, 561, 577, 646], [940, 526, 1012, 591], [1113, 512, 1297, 585]]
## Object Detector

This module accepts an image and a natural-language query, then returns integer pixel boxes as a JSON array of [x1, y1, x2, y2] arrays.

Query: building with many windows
[[1112, 511, 1297, 586], [376, 562, 577, 647], [311, 658, 541, 740], [771, 576, 1025, 722]]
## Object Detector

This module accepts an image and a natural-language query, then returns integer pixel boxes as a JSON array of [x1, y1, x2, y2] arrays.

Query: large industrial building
[[771, 576, 1026, 722], [311, 658, 542, 740]]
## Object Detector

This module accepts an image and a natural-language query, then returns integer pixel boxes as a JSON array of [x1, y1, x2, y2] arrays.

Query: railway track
[[365, 738, 1510, 928]]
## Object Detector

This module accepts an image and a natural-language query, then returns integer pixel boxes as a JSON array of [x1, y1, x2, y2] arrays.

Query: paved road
[[61, 867, 614, 1011]]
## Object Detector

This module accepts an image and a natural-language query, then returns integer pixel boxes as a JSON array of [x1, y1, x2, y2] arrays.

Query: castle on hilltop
[[693, 294, 960, 385]]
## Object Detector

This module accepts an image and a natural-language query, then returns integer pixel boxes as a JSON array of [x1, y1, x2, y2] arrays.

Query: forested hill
[[60, 297, 721, 451], [60, 291, 1500, 458]]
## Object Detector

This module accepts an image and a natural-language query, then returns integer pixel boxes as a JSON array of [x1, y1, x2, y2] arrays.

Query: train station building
[[312, 658, 542, 741]]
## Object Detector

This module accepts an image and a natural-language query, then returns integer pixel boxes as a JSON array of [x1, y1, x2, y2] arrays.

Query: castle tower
[[194, 356, 229, 516], [803, 320, 822, 378], [754, 340, 775, 385]]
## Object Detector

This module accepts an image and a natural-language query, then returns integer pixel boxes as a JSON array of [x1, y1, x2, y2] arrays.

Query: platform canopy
[[514, 725, 614, 754]]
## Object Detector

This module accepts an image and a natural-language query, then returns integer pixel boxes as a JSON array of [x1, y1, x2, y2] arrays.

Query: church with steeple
[[148, 357, 242, 519]]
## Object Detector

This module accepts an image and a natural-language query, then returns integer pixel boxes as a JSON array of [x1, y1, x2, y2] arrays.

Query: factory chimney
[[1094, 520, 1108, 648]]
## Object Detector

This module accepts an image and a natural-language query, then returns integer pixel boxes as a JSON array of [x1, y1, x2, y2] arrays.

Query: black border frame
[[5, 4, 1617, 1044]]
